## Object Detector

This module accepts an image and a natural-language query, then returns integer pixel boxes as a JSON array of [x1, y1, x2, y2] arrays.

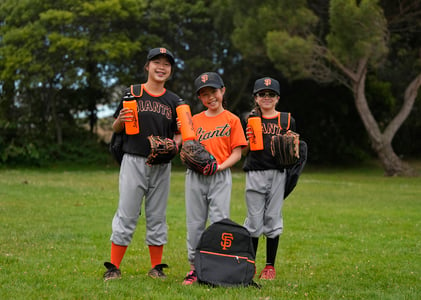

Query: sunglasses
[[256, 91, 277, 98]]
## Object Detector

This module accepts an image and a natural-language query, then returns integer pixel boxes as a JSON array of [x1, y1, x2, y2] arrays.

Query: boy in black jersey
[[103, 47, 182, 281], [242, 77, 296, 280]]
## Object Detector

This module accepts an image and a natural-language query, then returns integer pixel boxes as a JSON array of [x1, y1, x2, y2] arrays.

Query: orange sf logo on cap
[[201, 74, 209, 83], [160, 48, 167, 54], [264, 78, 272, 86]]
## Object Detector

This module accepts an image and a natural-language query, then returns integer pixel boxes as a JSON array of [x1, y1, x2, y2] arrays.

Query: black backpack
[[194, 218, 259, 288], [109, 131, 125, 165], [285, 140, 307, 198]]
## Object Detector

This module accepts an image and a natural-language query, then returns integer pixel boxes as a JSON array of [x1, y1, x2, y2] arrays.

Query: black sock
[[266, 236, 280, 266], [252, 237, 259, 256]]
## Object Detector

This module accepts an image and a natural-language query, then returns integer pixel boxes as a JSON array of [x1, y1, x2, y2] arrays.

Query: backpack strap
[[277, 112, 291, 133], [130, 84, 143, 97]]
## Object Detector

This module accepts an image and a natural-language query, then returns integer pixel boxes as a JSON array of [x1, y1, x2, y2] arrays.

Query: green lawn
[[0, 164, 420, 299]]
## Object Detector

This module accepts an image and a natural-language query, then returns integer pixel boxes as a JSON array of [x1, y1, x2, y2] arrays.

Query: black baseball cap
[[147, 47, 175, 65], [253, 77, 280, 95], [194, 72, 224, 94]]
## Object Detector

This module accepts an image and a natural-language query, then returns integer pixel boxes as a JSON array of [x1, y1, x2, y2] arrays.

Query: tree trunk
[[51, 95, 63, 145], [375, 142, 416, 176], [352, 67, 418, 177], [1, 80, 15, 122]]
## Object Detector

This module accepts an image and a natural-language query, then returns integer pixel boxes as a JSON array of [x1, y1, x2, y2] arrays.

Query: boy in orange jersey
[[182, 72, 247, 285]]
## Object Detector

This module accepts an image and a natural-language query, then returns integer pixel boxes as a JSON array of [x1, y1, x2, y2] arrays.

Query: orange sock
[[111, 242, 127, 269], [148, 245, 163, 268]]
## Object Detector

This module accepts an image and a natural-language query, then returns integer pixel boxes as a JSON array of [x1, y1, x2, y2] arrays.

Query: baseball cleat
[[182, 270, 197, 285], [147, 263, 168, 279], [103, 262, 121, 281], [259, 265, 276, 280]]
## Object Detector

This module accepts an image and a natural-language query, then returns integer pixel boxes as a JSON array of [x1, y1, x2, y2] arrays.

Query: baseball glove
[[270, 130, 300, 168], [146, 135, 178, 165], [180, 140, 218, 175]]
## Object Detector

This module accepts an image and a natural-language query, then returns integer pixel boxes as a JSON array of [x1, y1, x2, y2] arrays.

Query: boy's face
[[145, 55, 172, 83], [254, 89, 279, 110], [198, 87, 225, 111]]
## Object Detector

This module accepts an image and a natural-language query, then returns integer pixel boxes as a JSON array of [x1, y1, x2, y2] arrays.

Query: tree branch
[[384, 72, 421, 141], [324, 47, 359, 83]]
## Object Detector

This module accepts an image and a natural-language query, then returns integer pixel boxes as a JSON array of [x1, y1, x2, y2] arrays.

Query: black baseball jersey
[[242, 113, 296, 171], [113, 85, 180, 158]]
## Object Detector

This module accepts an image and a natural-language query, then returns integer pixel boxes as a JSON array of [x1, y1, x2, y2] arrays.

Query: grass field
[[0, 163, 420, 299]]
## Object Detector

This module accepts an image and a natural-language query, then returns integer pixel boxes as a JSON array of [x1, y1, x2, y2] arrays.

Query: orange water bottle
[[248, 115, 263, 151], [123, 96, 139, 135], [176, 100, 196, 141]]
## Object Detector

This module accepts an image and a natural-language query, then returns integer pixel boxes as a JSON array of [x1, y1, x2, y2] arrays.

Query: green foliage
[[230, 0, 389, 80], [380, 31, 421, 94], [365, 74, 397, 127], [0, 0, 247, 162], [41, 137, 112, 166], [285, 80, 373, 164], [0, 123, 112, 167], [327, 0, 388, 68], [0, 168, 420, 299], [266, 31, 316, 79], [0, 0, 420, 167], [0, 0, 151, 166], [226, 0, 421, 171], [0, 142, 40, 165], [230, 0, 318, 65]]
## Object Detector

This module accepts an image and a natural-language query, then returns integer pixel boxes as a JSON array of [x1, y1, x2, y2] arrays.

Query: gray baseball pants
[[110, 154, 171, 246], [243, 169, 286, 239], [185, 168, 232, 263]]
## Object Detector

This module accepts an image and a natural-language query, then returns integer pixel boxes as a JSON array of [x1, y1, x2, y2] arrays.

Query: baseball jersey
[[193, 110, 247, 165], [113, 84, 180, 158], [243, 112, 296, 171]]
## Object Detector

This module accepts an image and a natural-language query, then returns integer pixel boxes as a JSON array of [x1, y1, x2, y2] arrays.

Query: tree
[[1, 0, 149, 142], [231, 0, 420, 176], [0, 0, 241, 164], [141, 0, 252, 115]]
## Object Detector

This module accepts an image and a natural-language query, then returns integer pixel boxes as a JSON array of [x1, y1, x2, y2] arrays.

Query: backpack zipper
[[199, 250, 255, 264]]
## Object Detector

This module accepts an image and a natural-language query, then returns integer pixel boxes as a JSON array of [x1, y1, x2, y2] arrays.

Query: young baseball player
[[103, 47, 182, 281], [242, 77, 296, 280], [182, 72, 248, 285]]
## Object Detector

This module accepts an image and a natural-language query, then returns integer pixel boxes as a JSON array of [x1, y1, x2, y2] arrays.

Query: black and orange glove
[[147, 135, 178, 165], [270, 130, 300, 168], [180, 140, 218, 175]]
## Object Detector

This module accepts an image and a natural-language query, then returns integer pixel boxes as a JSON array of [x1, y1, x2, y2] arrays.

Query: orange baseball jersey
[[192, 110, 247, 164]]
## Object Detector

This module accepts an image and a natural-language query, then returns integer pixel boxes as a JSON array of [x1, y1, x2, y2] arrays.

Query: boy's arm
[[218, 146, 242, 171]]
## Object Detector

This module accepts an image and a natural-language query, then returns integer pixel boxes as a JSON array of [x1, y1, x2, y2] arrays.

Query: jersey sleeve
[[230, 116, 248, 150]]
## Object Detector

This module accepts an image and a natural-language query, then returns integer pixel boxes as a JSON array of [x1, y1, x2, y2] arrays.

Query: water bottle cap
[[123, 93, 135, 100], [249, 109, 260, 117]]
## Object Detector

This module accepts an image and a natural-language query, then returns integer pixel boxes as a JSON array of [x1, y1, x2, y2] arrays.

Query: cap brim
[[195, 83, 222, 94], [148, 54, 175, 65], [254, 88, 279, 95]]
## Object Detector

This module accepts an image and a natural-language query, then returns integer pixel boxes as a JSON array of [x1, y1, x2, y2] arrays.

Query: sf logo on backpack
[[221, 233, 233, 250], [194, 218, 259, 288]]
